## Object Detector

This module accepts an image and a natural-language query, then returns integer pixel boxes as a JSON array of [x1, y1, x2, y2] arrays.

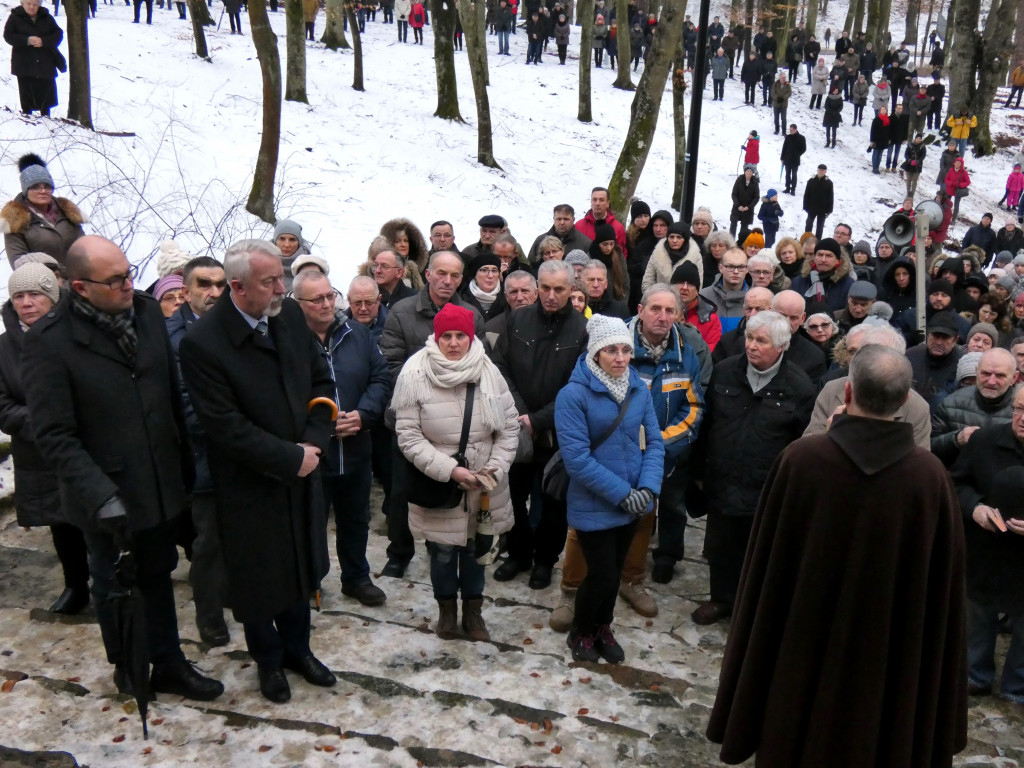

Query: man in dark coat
[[802, 163, 834, 239], [951, 386, 1024, 703], [729, 168, 759, 238], [692, 310, 815, 626], [708, 345, 967, 766], [23, 235, 224, 701], [179, 239, 337, 704], [166, 255, 230, 647], [371, 248, 416, 309], [906, 309, 966, 413], [770, 290, 828, 385], [492, 260, 587, 589], [740, 52, 761, 105], [779, 124, 806, 195], [581, 259, 630, 320], [711, 287, 774, 363], [527, 204, 592, 264]]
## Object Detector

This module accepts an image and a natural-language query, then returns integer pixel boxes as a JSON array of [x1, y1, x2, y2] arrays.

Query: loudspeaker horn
[[882, 213, 915, 248], [915, 200, 944, 230]]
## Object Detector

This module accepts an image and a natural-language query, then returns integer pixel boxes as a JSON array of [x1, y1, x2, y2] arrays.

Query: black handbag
[[53, 48, 67, 74], [542, 391, 633, 501], [405, 383, 475, 509]]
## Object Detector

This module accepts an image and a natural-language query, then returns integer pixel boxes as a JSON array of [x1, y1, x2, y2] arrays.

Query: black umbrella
[[109, 547, 150, 739]]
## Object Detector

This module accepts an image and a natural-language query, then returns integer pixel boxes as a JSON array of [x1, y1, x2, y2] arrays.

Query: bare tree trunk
[[246, 0, 282, 222], [578, 0, 595, 121], [456, 0, 500, 167], [671, 42, 687, 210], [322, 0, 351, 49], [613, 0, 634, 88], [607, 0, 685, 219], [854, 0, 866, 34], [919, 0, 936, 64], [186, 0, 212, 59], [744, 0, 754, 55], [865, 0, 882, 49], [343, 1, 364, 90], [805, 0, 817, 37], [947, 0, 1016, 155], [65, 0, 91, 128], [432, 0, 463, 118], [284, 0, 308, 102], [842, 0, 862, 36], [1015, 0, 1024, 66], [904, 0, 921, 44]]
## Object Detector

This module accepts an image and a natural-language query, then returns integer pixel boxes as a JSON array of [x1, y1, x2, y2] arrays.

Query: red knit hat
[[433, 303, 475, 339]]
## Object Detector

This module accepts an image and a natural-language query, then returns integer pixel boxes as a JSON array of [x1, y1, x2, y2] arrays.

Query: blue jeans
[[497, 29, 510, 54], [323, 455, 373, 587], [805, 60, 813, 84], [956, 137, 968, 156], [968, 600, 1024, 701], [871, 147, 885, 172], [428, 541, 484, 599], [886, 141, 903, 169]]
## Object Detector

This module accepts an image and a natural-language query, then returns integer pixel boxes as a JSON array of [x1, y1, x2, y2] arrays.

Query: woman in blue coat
[[555, 315, 664, 664]]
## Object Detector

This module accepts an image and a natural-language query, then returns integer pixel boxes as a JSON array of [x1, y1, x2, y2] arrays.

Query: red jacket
[[684, 300, 722, 352], [409, 2, 425, 27], [575, 210, 628, 254], [744, 138, 760, 165], [943, 165, 970, 198]]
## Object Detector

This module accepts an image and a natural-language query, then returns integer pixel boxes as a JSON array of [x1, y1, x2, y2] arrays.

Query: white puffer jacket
[[641, 237, 704, 292], [396, 381, 519, 547]]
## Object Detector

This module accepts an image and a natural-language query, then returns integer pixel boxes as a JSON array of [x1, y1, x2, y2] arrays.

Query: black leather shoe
[[342, 581, 387, 606], [258, 664, 291, 703], [150, 659, 224, 702], [49, 587, 90, 615], [283, 655, 336, 687], [381, 558, 409, 578], [528, 564, 552, 590], [651, 560, 675, 585], [493, 558, 529, 582], [198, 621, 230, 647]]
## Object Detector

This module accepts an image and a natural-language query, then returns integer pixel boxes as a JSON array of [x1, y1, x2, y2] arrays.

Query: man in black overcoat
[[22, 235, 223, 702], [179, 239, 337, 705]]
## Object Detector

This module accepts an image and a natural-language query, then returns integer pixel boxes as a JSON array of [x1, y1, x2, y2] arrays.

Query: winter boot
[[549, 587, 576, 632], [594, 624, 625, 663], [461, 597, 490, 641], [435, 597, 459, 640], [567, 631, 599, 663]]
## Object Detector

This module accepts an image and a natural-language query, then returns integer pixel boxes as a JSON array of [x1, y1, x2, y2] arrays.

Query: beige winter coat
[[641, 238, 704, 292], [396, 379, 520, 547]]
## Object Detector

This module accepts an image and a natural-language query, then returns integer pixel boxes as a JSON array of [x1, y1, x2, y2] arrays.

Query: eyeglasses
[[721, 264, 747, 271], [78, 264, 138, 291], [372, 263, 399, 272], [296, 291, 338, 306], [749, 269, 773, 277], [476, 267, 500, 276], [159, 290, 185, 304], [1012, 406, 1024, 418], [541, 249, 563, 256], [349, 299, 378, 309], [807, 323, 831, 331]]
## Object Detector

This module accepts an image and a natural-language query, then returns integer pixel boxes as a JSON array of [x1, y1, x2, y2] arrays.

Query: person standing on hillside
[[4, 0, 63, 117], [803, 164, 834, 239], [780, 124, 806, 195]]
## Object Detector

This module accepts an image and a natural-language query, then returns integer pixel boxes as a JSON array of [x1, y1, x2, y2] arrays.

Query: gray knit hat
[[956, 351, 983, 384], [586, 314, 633, 358], [273, 218, 304, 241], [968, 322, 999, 347], [1013, 254, 1024, 267], [564, 249, 590, 268], [13, 251, 60, 271], [8, 262, 60, 305], [18, 154, 55, 195], [997, 274, 1018, 291]]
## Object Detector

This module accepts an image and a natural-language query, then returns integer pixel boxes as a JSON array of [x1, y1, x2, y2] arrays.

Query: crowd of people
[[4, 18, 1024, 750]]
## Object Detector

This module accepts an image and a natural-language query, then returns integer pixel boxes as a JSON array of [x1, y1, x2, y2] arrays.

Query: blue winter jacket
[[555, 355, 665, 532], [628, 319, 705, 471]]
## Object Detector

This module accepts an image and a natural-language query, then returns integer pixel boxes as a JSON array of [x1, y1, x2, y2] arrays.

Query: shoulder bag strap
[[456, 383, 476, 457], [590, 390, 633, 452]]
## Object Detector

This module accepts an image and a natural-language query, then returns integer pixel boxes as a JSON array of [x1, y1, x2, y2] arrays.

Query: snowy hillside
[[0, 0, 1021, 297]]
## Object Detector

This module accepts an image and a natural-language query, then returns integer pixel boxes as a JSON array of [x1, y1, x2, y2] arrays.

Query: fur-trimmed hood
[[1, 195, 86, 235], [957, 245, 985, 277], [798, 249, 853, 284], [379, 217, 429, 273]]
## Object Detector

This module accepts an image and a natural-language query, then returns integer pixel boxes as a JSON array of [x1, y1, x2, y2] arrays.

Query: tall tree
[[1015, 0, 1024, 66], [947, 0, 1017, 156], [432, 0, 464, 119], [865, 0, 883, 49], [805, 0, 818, 36], [842, 0, 864, 36], [613, 0, 634, 89], [904, 0, 921, 44], [284, 0, 307, 102], [456, 0, 500, 167], [65, 0, 91, 128], [670, 45, 687, 211], [578, 0, 595, 121], [246, 0, 282, 222], [607, 0, 685, 219], [322, 0, 351, 50], [343, 2, 365, 90], [186, 0, 214, 59]]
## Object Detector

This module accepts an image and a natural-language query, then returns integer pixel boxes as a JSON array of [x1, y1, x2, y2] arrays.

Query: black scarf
[[71, 293, 138, 364]]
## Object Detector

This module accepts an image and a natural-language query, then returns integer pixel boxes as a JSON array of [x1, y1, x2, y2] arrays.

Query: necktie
[[255, 320, 268, 336]]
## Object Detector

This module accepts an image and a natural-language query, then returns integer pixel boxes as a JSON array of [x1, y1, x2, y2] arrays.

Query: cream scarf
[[586, 355, 631, 403]]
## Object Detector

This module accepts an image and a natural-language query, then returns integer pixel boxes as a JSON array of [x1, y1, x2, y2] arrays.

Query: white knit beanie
[[8, 262, 60, 305], [291, 253, 330, 277], [586, 314, 633, 359], [156, 240, 192, 278]]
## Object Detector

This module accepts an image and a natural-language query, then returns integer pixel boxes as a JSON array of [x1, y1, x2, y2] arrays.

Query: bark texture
[[577, 0, 594, 121], [186, 0, 212, 59], [65, 0, 91, 128], [322, 0, 351, 49], [671, 45, 687, 211], [456, 0, 500, 167], [284, 0, 307, 103], [432, 0, 464, 119], [344, 1, 364, 90], [613, 0, 634, 89], [246, 0, 282, 222]]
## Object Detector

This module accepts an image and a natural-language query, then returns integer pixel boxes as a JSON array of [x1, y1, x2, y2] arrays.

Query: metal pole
[[915, 216, 929, 334], [682, 0, 712, 222]]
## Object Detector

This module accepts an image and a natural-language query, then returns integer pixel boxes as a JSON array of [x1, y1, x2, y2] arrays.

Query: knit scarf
[[586, 355, 631, 403], [391, 336, 507, 432], [469, 278, 500, 310], [879, 113, 890, 126], [70, 293, 138, 364]]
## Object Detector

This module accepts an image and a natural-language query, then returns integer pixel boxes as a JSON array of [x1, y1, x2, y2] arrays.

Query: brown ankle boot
[[461, 597, 490, 641], [436, 597, 459, 639]]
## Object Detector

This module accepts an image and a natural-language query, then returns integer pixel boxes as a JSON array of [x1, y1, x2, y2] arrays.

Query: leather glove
[[97, 496, 131, 551], [620, 488, 654, 517]]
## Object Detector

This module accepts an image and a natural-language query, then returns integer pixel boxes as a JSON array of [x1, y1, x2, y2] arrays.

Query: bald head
[[66, 235, 125, 282], [744, 287, 774, 318], [976, 348, 1020, 400], [771, 290, 806, 334], [848, 345, 913, 418], [67, 236, 136, 315]]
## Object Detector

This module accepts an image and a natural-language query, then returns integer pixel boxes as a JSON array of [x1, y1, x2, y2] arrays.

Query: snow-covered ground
[[0, 0, 1021, 298]]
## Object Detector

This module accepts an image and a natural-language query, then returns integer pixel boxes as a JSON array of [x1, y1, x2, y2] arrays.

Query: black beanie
[[630, 200, 652, 223], [670, 261, 701, 287]]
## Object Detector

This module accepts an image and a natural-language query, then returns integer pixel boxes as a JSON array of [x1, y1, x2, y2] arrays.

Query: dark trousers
[[413, 26, 423, 43], [557, 43, 567, 63], [370, 424, 393, 517], [227, 10, 241, 31], [573, 521, 637, 634], [397, 19, 408, 41], [805, 60, 813, 84], [51, 522, 89, 589], [385, 434, 415, 563], [1007, 86, 1023, 108], [713, 78, 724, 99], [809, 93, 822, 109], [787, 62, 799, 81], [528, 38, 542, 62], [242, 599, 311, 667], [784, 163, 798, 192], [704, 512, 754, 606], [427, 541, 484, 599], [825, 125, 837, 145], [761, 77, 771, 104], [305, 20, 314, 39], [743, 82, 755, 103], [773, 105, 787, 132], [651, 466, 688, 565], [83, 523, 184, 666], [805, 212, 827, 239], [322, 456, 373, 586], [853, 103, 864, 124], [507, 460, 568, 568], [189, 492, 227, 629], [133, 0, 152, 22]]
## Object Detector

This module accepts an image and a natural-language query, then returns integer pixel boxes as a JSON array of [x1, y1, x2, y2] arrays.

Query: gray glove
[[620, 488, 654, 517]]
